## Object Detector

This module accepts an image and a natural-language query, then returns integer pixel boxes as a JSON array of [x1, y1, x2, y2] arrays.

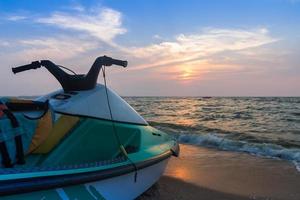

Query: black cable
[[57, 65, 77, 75], [101, 66, 138, 182]]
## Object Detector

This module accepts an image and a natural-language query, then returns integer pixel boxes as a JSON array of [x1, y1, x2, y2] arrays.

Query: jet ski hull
[[0, 85, 179, 199]]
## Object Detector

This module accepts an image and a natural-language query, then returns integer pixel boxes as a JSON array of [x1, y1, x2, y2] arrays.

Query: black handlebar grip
[[111, 58, 128, 68], [12, 61, 41, 74], [99, 56, 127, 67]]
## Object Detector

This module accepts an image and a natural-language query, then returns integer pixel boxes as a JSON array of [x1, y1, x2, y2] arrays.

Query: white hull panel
[[83, 158, 169, 200]]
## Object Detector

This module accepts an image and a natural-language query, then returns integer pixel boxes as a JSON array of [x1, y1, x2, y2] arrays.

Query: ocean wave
[[176, 133, 300, 172]]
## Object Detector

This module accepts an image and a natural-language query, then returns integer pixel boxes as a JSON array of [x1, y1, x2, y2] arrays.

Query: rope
[[101, 66, 138, 182]]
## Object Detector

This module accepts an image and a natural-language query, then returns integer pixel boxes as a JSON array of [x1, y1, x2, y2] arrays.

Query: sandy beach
[[138, 144, 300, 200]]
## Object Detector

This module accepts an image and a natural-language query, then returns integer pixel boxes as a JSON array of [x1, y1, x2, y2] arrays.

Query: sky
[[0, 0, 299, 96]]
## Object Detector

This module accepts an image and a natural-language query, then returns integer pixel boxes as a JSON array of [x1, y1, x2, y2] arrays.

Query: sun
[[179, 68, 193, 81]]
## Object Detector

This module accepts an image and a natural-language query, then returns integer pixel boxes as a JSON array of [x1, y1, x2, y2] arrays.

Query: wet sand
[[138, 144, 300, 200]]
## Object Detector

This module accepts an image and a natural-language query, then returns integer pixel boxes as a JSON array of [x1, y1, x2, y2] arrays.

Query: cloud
[[0, 36, 101, 67], [0, 5, 282, 90], [3, 25, 277, 84], [6, 15, 27, 21], [0, 40, 10, 47], [2, 6, 278, 75], [36, 7, 126, 45], [153, 34, 163, 40], [1, 6, 126, 65], [19, 37, 99, 60], [128, 28, 278, 70]]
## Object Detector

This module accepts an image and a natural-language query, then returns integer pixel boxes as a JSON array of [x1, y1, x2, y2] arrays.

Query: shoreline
[[138, 144, 300, 200]]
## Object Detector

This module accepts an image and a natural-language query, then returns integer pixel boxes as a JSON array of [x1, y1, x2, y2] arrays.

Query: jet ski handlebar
[[12, 56, 127, 92], [12, 61, 41, 74]]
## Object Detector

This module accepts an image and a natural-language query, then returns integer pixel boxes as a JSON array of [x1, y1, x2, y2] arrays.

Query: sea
[[125, 97, 300, 172]]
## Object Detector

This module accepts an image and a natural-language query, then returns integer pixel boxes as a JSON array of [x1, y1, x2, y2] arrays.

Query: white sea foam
[[293, 161, 300, 172], [177, 133, 300, 172]]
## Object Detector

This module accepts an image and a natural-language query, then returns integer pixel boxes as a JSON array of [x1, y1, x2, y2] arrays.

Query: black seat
[[5, 100, 49, 120]]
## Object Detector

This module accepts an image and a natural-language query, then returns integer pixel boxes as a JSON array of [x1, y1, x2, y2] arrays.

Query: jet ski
[[0, 56, 179, 200]]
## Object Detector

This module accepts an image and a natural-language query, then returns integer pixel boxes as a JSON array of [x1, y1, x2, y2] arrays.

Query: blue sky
[[0, 0, 299, 96]]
